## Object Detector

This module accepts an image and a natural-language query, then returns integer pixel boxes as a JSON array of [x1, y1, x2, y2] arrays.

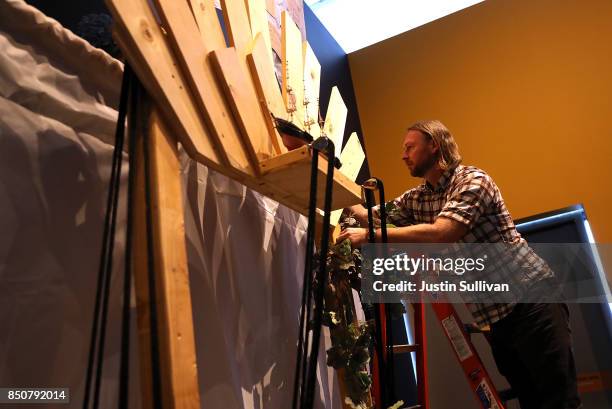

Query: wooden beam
[[153, 0, 256, 176], [303, 41, 321, 139], [147, 109, 201, 409], [247, 33, 287, 154], [260, 145, 361, 210], [220, 0, 252, 61], [246, 0, 274, 68], [281, 10, 305, 130], [131, 107, 201, 408], [188, 0, 227, 49], [210, 47, 276, 165], [107, 0, 224, 172]]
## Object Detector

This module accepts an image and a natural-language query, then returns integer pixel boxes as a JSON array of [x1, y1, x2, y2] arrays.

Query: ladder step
[[392, 344, 419, 353]]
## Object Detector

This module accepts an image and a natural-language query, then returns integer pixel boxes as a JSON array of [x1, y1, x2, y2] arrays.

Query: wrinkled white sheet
[[0, 1, 340, 407]]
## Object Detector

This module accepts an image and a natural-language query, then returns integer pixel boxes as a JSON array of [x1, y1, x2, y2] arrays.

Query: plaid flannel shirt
[[374, 164, 553, 326]]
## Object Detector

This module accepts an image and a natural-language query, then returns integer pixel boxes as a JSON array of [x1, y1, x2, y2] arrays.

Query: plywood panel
[[330, 132, 365, 225], [339, 132, 365, 181], [323, 86, 348, 159]]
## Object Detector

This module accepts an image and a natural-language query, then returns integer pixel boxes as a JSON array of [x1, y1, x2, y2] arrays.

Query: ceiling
[[305, 0, 485, 53]]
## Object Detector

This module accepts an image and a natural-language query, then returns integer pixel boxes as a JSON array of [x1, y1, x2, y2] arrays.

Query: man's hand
[[336, 227, 368, 247], [348, 204, 370, 227]]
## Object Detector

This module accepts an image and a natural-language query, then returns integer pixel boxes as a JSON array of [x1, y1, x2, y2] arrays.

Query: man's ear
[[429, 138, 440, 154]]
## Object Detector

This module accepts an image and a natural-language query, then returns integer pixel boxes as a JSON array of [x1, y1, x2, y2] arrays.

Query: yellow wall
[[348, 0, 612, 242]]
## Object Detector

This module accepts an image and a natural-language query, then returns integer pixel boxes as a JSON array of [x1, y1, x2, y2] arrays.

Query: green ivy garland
[[315, 206, 406, 409]]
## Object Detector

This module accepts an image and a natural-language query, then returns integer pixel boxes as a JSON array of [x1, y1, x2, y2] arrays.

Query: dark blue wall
[[304, 5, 370, 183]]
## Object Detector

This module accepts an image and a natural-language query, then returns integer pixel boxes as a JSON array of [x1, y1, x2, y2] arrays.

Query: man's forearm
[[377, 218, 466, 243], [378, 223, 442, 243]]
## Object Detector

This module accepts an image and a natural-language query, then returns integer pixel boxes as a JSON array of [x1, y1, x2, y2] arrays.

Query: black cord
[[304, 139, 335, 409], [365, 185, 389, 408], [118, 65, 140, 409], [375, 178, 396, 404], [292, 144, 319, 409], [83, 66, 131, 409]]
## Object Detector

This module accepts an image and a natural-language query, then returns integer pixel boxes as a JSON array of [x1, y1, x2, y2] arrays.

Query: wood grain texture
[[281, 10, 305, 130], [127, 109, 202, 409], [247, 33, 287, 154], [303, 41, 321, 139], [189, 0, 227, 49], [246, 0, 274, 65], [148, 112, 201, 409], [220, 0, 252, 61], [210, 47, 276, 168], [153, 0, 255, 176], [107, 0, 224, 171], [260, 146, 361, 210]]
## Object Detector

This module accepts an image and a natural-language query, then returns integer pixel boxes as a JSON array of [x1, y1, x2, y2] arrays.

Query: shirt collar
[[425, 163, 459, 192]]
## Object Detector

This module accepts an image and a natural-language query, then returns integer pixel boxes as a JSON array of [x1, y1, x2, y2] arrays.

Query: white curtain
[[0, 1, 341, 407]]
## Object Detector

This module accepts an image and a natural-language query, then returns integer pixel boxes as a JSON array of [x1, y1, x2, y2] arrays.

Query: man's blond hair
[[408, 120, 462, 170]]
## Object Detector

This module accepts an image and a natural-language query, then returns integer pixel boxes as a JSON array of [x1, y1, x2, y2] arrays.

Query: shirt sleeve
[[373, 194, 416, 227], [437, 173, 495, 227]]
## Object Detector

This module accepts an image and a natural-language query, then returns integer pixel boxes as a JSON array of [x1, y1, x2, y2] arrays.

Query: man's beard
[[410, 155, 438, 177]]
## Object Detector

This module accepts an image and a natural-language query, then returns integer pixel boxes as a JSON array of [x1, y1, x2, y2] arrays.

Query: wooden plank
[[330, 132, 365, 225], [302, 41, 321, 139], [281, 10, 305, 130], [220, 0, 252, 62], [107, 0, 225, 172], [148, 109, 201, 409], [153, 0, 256, 176], [210, 47, 277, 165], [323, 86, 348, 159], [188, 0, 227, 49], [247, 33, 287, 154], [246, 0, 274, 66], [260, 146, 362, 210], [222, 0, 283, 159]]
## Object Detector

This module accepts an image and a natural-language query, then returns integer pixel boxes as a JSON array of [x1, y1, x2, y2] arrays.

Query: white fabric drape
[[0, 1, 341, 407]]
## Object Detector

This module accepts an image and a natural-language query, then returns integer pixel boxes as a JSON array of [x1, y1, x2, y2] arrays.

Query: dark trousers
[[489, 301, 581, 409]]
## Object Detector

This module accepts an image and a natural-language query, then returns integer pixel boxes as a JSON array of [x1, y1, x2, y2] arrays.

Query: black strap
[[118, 66, 143, 408], [292, 138, 336, 409], [364, 178, 397, 407], [303, 138, 335, 409], [83, 65, 131, 409], [292, 142, 319, 409]]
